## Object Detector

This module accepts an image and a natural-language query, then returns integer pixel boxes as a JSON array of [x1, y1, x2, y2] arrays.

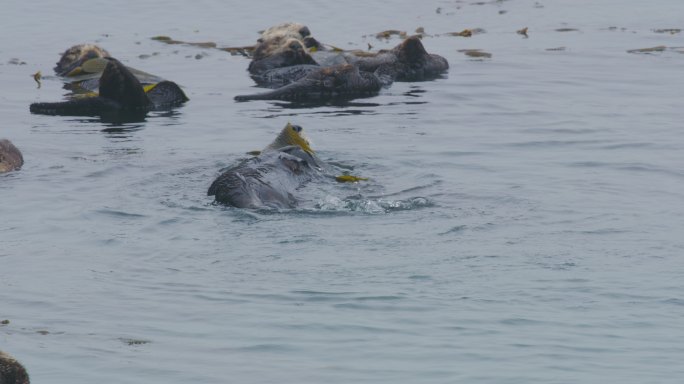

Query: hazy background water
[[2, 0, 684, 383]]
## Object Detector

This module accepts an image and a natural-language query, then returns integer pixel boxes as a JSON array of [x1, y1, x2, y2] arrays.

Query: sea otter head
[[259, 22, 311, 43], [394, 36, 429, 64], [54, 44, 110, 76], [249, 38, 318, 74]]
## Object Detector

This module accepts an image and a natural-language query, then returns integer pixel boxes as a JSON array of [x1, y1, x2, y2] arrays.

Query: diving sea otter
[[0, 139, 23, 173], [208, 122, 324, 208], [0, 351, 29, 384]]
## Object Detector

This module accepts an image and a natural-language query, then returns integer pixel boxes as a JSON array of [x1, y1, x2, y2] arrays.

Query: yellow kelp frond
[[32, 71, 42, 88], [143, 83, 158, 93], [335, 175, 369, 183], [264, 122, 314, 155]]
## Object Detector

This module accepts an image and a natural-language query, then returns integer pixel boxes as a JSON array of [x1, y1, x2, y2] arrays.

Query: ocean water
[[2, 0, 684, 383]]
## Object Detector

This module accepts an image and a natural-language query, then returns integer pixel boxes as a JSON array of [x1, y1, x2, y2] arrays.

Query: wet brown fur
[[0, 139, 23, 173], [54, 44, 110, 75], [0, 351, 30, 384]]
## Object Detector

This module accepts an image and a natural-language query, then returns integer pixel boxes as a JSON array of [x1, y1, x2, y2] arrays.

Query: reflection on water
[[258, 108, 380, 119], [101, 124, 145, 136], [403, 86, 426, 97], [270, 99, 382, 110], [249, 97, 431, 118], [239, 86, 431, 117]]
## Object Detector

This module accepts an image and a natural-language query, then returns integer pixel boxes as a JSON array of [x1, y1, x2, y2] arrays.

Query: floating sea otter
[[236, 63, 390, 101], [241, 24, 448, 101], [0, 351, 30, 384], [30, 58, 188, 116], [0, 139, 24, 174], [252, 35, 448, 83], [345, 36, 449, 81], [53, 44, 166, 95], [209, 123, 366, 208], [247, 23, 447, 78]]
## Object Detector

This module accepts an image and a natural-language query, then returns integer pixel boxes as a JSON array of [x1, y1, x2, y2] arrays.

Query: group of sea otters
[[1, 24, 447, 380]]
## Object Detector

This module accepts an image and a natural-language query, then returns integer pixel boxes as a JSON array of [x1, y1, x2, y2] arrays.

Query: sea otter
[[260, 22, 310, 41], [248, 38, 318, 75], [59, 57, 165, 94], [30, 58, 188, 116], [0, 351, 29, 384], [344, 36, 449, 81], [247, 24, 448, 86], [242, 26, 447, 103], [248, 22, 325, 76], [54, 44, 165, 96], [208, 122, 325, 208], [54, 43, 110, 76], [0, 139, 23, 173], [253, 22, 320, 60], [236, 63, 390, 101]]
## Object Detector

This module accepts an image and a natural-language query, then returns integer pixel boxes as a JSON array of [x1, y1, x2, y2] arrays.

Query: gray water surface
[[2, 1, 684, 383]]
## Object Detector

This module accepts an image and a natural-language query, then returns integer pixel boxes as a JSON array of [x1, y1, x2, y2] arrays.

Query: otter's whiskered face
[[249, 38, 317, 73], [261, 22, 311, 41], [54, 44, 110, 76]]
